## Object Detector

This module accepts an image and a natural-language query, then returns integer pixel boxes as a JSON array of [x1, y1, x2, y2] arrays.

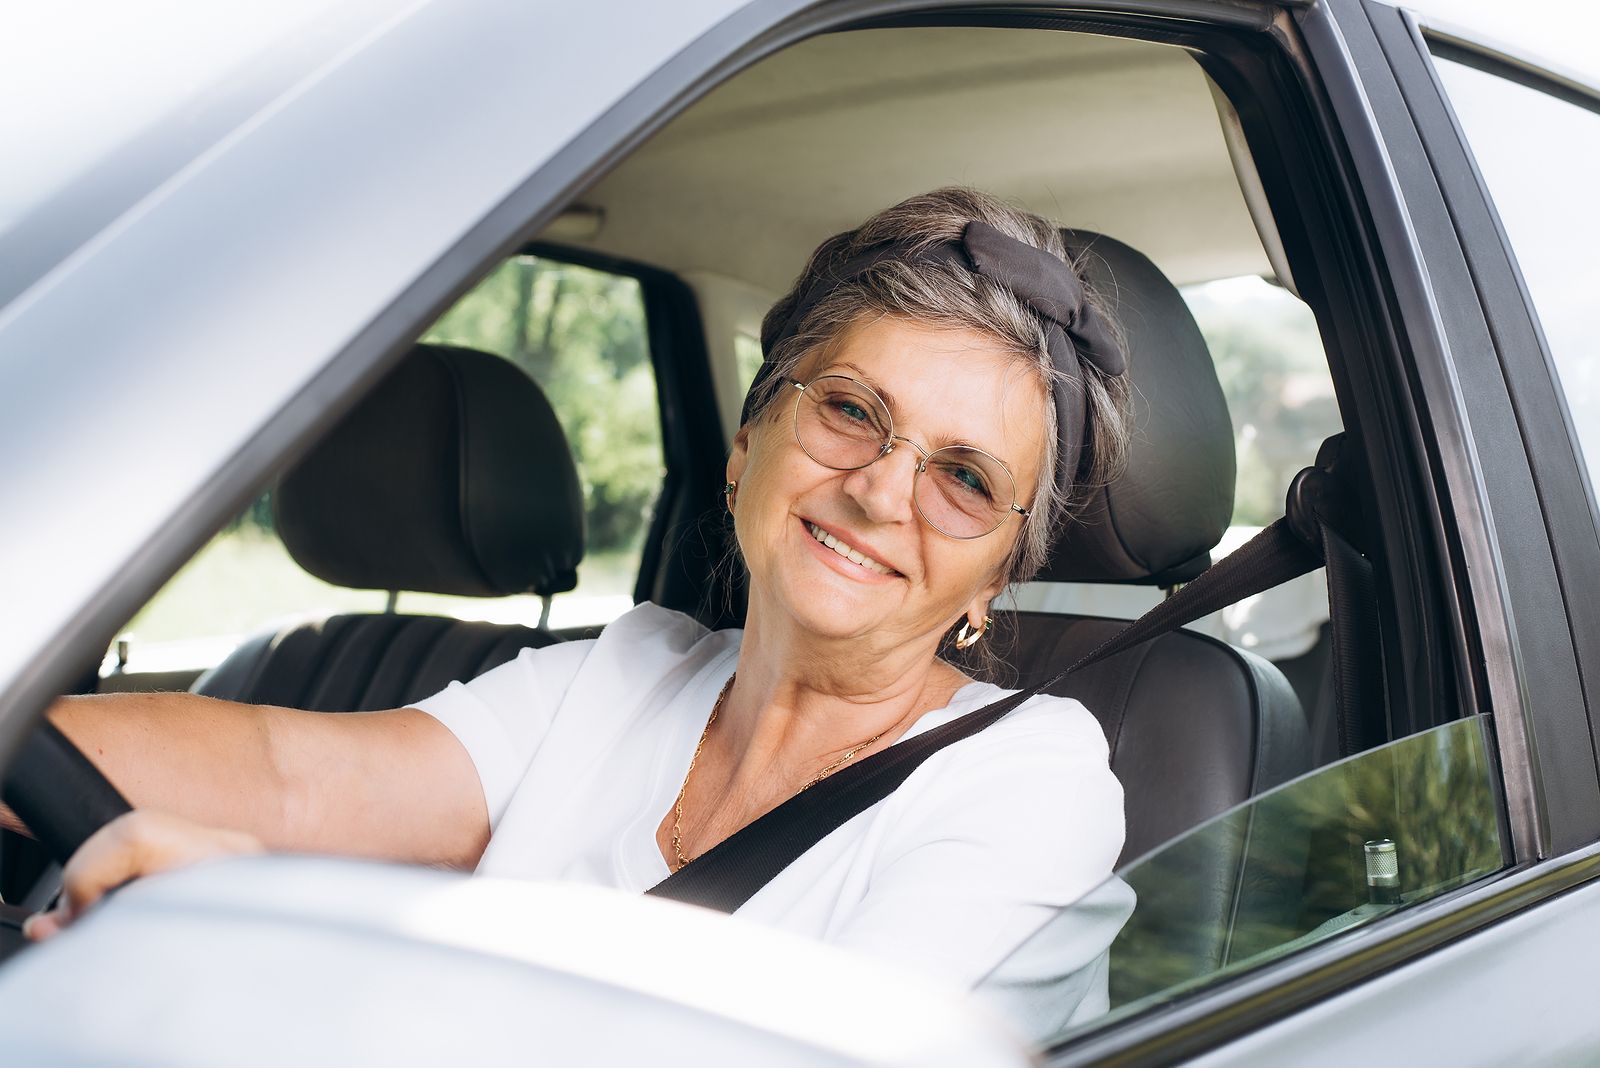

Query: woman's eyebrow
[[835, 361, 899, 415], [831, 361, 1012, 464]]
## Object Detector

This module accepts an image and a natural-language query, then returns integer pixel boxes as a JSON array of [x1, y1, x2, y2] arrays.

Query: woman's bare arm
[[0, 693, 488, 870]]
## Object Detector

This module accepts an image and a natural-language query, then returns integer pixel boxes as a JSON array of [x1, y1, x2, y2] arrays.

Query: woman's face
[[728, 316, 1049, 649]]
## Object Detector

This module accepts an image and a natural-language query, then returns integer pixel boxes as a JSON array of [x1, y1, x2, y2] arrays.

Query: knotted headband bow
[[742, 220, 1126, 504]]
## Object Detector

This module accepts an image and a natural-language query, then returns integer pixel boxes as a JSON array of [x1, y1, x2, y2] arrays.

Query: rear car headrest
[[1038, 230, 1236, 585], [275, 343, 584, 598]]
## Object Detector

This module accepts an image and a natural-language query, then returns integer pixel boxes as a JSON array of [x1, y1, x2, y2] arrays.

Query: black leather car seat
[[970, 231, 1312, 1001], [194, 343, 585, 711], [1002, 229, 1314, 865]]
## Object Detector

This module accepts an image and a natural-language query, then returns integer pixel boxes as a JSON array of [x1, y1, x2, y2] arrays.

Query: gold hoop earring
[[723, 480, 738, 513], [954, 615, 993, 651]]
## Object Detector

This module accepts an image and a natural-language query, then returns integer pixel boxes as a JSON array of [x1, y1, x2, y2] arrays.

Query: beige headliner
[[551, 26, 1271, 301]]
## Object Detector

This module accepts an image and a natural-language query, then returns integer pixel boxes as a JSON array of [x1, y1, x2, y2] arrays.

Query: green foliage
[[223, 491, 276, 535], [424, 256, 664, 554], [1185, 279, 1343, 527], [734, 333, 764, 396]]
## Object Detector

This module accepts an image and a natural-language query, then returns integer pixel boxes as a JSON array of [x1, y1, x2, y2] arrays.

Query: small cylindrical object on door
[[1364, 838, 1401, 905]]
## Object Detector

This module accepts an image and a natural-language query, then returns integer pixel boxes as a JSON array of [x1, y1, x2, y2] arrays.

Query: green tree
[[1185, 280, 1342, 526]]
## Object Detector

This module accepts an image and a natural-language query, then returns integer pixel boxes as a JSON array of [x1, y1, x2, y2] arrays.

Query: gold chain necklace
[[669, 674, 895, 872], [796, 724, 893, 792]]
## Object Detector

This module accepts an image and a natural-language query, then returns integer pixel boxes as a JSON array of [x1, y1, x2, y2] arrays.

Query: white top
[[412, 602, 1130, 1044]]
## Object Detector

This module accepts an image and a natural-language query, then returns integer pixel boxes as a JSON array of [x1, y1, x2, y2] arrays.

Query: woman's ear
[[729, 422, 752, 482], [958, 595, 989, 632], [962, 569, 1007, 631], [726, 424, 751, 486]]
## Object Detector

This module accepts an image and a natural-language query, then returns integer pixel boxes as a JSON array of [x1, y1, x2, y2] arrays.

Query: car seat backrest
[[1040, 229, 1238, 586], [1018, 230, 1312, 843], [195, 343, 583, 711]]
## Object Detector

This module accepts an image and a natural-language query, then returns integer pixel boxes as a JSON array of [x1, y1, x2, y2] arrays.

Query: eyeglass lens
[[793, 376, 1018, 538]]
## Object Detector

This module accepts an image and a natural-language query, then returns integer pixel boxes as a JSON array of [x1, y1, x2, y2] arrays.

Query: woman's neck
[[715, 605, 971, 782], [654, 601, 975, 869]]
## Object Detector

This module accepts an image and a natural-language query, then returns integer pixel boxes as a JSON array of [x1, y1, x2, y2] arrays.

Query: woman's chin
[[744, 520, 917, 639], [765, 579, 895, 643]]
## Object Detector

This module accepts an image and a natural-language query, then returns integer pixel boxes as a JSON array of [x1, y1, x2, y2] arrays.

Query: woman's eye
[[824, 396, 882, 433], [939, 462, 993, 501]]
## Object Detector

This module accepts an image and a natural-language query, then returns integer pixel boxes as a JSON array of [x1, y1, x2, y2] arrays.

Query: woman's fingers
[[57, 812, 155, 920], [25, 810, 263, 941], [20, 905, 68, 941]]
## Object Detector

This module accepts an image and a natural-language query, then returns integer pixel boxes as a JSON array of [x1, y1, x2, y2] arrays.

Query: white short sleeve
[[409, 638, 596, 827]]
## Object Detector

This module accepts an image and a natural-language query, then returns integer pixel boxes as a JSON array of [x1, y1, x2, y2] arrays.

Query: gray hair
[[746, 187, 1132, 586]]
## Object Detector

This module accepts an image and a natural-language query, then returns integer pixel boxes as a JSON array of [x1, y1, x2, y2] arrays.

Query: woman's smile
[[802, 518, 902, 579]]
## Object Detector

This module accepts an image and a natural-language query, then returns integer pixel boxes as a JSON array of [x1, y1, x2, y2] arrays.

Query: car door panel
[[1190, 845, 1600, 1065]]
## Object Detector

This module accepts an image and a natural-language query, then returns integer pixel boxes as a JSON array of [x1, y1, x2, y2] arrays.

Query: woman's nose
[[840, 446, 918, 525]]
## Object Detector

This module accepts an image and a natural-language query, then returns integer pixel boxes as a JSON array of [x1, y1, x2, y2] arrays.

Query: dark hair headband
[[741, 220, 1126, 504]]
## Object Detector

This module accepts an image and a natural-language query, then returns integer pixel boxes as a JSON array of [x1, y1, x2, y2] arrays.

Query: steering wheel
[[0, 721, 132, 955], [2, 720, 132, 864]]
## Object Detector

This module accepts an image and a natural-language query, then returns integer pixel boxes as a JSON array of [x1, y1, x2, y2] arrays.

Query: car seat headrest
[[275, 343, 584, 598], [1038, 230, 1236, 585]]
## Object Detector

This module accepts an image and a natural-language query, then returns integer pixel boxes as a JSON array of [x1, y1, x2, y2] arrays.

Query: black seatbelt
[[1320, 524, 1382, 757], [1283, 433, 1384, 759], [647, 516, 1328, 913]]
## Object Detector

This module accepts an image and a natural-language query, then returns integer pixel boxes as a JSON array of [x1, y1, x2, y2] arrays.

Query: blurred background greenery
[[1185, 276, 1342, 527], [424, 256, 665, 553]]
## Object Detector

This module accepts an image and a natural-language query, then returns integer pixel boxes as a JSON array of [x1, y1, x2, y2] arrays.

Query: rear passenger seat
[[195, 343, 584, 711]]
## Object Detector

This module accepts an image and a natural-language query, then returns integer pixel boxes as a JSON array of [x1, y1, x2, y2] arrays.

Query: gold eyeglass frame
[[787, 375, 1031, 540]]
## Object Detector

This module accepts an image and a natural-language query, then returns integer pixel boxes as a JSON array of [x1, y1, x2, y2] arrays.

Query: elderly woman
[[5, 188, 1132, 1038]]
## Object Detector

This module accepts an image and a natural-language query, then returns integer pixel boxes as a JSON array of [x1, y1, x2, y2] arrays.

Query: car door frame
[[1378, 3, 1600, 831], [1352, 0, 1600, 861]]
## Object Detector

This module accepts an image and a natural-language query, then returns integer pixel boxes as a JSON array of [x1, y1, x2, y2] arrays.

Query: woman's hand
[[23, 810, 263, 941]]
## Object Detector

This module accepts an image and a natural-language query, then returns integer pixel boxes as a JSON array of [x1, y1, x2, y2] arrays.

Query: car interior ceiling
[[4, 19, 1431, 917]]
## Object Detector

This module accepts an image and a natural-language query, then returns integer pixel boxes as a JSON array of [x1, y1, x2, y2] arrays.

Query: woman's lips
[[804, 520, 900, 577]]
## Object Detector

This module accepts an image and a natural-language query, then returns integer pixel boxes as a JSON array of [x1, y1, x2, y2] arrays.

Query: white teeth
[[807, 523, 895, 575]]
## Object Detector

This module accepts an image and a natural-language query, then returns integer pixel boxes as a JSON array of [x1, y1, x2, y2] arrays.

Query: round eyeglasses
[[788, 375, 1030, 540]]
